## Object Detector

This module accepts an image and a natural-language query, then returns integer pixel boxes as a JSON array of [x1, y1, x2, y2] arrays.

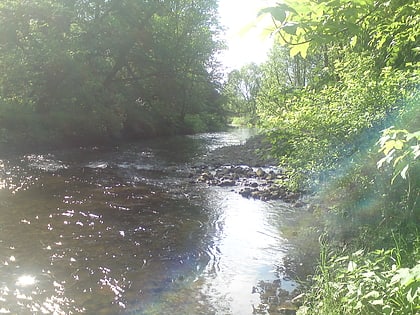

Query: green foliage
[[222, 63, 262, 125], [377, 127, 420, 184], [259, 54, 417, 175], [183, 114, 208, 133], [260, 0, 420, 68], [0, 0, 225, 148], [256, 0, 420, 190], [299, 242, 420, 315], [255, 2, 420, 313]]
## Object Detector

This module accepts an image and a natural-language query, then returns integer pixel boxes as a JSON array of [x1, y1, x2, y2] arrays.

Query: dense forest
[[0, 0, 225, 149], [225, 0, 419, 314]]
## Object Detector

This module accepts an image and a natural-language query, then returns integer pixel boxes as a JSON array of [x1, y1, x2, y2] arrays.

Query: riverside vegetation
[[0, 0, 226, 150], [0, 0, 419, 314], [225, 0, 419, 314]]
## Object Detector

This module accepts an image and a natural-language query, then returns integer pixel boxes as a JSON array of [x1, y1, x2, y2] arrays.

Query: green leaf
[[392, 155, 405, 167], [382, 305, 392, 315], [394, 140, 404, 150], [407, 131, 420, 141], [260, 4, 294, 23], [289, 41, 310, 58], [290, 45, 301, 57], [412, 145, 420, 159], [348, 261, 357, 272], [400, 164, 409, 179], [383, 140, 396, 155], [299, 41, 310, 58], [406, 287, 416, 303], [350, 35, 358, 48], [282, 23, 298, 35]]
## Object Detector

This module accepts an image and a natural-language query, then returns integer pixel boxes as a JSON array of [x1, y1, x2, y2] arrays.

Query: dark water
[[0, 129, 312, 314]]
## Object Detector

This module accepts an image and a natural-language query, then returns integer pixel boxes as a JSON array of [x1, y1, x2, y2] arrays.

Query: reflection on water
[[0, 129, 305, 314], [199, 192, 291, 315]]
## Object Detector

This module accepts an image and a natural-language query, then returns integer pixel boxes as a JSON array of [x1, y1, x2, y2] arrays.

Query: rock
[[266, 171, 277, 180], [278, 300, 297, 314], [251, 190, 261, 198], [201, 172, 213, 180], [190, 135, 303, 203], [197, 172, 214, 182], [256, 168, 266, 177], [233, 166, 243, 174], [232, 173, 240, 180], [294, 201, 305, 208], [278, 308, 296, 315], [218, 179, 236, 187], [239, 188, 252, 198], [247, 169, 256, 177]]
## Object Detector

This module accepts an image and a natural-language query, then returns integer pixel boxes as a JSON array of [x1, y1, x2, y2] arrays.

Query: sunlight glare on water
[[198, 189, 288, 314], [0, 130, 303, 314], [16, 275, 36, 287]]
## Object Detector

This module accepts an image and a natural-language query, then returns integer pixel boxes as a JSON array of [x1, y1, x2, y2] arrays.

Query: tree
[[0, 0, 225, 147], [256, 0, 419, 172], [223, 63, 262, 125]]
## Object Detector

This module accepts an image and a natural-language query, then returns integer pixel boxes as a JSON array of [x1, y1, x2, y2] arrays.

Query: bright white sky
[[217, 0, 275, 71]]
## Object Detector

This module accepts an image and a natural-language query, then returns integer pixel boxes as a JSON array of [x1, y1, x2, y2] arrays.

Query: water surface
[[0, 129, 307, 314]]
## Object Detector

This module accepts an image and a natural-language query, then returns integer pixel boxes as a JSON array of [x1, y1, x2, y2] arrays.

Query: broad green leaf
[[259, 4, 294, 23], [406, 287, 416, 303], [392, 155, 405, 167], [407, 131, 420, 141], [289, 45, 301, 57], [383, 141, 396, 155], [377, 156, 390, 168], [364, 290, 380, 299], [282, 23, 298, 35], [382, 305, 392, 315], [289, 41, 310, 58], [299, 41, 310, 58], [394, 140, 404, 150], [412, 145, 420, 159]]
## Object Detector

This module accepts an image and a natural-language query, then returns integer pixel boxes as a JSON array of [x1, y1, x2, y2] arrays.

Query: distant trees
[[0, 0, 224, 148], [222, 63, 262, 124]]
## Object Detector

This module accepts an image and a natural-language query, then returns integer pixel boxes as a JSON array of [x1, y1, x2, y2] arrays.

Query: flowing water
[[0, 129, 314, 315]]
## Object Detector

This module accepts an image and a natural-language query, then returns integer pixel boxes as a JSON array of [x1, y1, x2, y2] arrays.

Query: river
[[0, 129, 316, 314]]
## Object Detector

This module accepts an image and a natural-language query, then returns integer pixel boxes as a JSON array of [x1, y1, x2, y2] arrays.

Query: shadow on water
[[0, 128, 317, 315]]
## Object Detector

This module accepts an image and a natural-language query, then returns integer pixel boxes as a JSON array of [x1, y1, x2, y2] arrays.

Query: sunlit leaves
[[377, 127, 420, 183], [261, 0, 419, 70], [289, 41, 310, 58], [260, 0, 374, 58], [303, 248, 420, 315]]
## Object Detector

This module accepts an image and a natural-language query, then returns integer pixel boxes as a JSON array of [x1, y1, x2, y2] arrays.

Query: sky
[[217, 0, 275, 71]]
